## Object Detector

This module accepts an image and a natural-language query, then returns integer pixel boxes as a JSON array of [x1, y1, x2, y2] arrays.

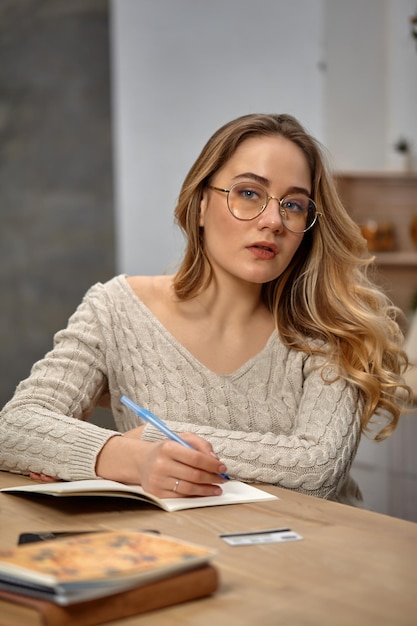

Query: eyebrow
[[232, 172, 312, 197], [232, 172, 270, 186]]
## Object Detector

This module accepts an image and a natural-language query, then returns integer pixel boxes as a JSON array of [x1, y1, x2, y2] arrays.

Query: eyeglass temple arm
[[207, 185, 230, 193]]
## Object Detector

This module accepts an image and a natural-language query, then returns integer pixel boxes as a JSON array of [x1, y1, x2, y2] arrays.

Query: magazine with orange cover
[[0, 531, 216, 605]]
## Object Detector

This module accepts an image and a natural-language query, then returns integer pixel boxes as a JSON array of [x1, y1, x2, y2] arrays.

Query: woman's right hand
[[95, 433, 228, 498]]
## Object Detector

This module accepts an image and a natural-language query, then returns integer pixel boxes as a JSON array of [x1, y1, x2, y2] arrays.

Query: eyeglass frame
[[207, 182, 322, 233]]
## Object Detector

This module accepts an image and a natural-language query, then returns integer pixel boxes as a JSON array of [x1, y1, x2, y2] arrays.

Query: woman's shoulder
[[126, 275, 173, 305], [81, 274, 172, 302]]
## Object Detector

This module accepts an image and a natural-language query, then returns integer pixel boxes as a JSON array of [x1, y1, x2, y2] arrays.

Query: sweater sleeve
[[0, 286, 121, 480], [141, 359, 363, 501]]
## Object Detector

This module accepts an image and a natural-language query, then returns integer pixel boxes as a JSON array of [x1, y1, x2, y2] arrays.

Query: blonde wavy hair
[[173, 113, 411, 440]]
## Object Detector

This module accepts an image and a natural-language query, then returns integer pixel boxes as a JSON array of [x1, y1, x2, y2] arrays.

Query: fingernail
[[210, 451, 219, 459]]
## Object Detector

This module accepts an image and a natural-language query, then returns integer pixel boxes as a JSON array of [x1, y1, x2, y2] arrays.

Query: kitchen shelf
[[373, 251, 417, 266], [334, 172, 417, 319]]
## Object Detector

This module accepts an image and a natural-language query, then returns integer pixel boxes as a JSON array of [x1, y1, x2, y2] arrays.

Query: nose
[[258, 195, 284, 231]]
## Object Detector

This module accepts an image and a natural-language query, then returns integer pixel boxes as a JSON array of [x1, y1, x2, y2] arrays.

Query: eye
[[281, 196, 308, 214], [235, 183, 263, 202], [240, 189, 260, 201]]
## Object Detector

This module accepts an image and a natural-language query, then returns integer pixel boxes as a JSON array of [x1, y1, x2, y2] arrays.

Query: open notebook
[[1, 479, 278, 512]]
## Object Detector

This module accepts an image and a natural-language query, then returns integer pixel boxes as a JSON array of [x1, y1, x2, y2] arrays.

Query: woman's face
[[199, 134, 311, 287]]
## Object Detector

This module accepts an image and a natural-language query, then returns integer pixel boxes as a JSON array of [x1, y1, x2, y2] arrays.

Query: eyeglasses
[[208, 181, 321, 233]]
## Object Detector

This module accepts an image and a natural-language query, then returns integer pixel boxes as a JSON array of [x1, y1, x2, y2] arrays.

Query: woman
[[0, 113, 410, 505]]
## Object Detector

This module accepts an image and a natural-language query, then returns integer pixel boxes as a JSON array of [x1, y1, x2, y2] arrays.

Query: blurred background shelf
[[374, 251, 417, 266], [335, 172, 417, 324]]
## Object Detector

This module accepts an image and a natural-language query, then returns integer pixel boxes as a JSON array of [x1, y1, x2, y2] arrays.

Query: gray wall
[[0, 0, 115, 407]]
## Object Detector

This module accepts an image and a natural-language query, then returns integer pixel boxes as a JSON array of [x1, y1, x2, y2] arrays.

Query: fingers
[[29, 472, 57, 482], [146, 472, 224, 499], [140, 439, 228, 498], [179, 432, 216, 456], [162, 438, 228, 479], [168, 477, 223, 498]]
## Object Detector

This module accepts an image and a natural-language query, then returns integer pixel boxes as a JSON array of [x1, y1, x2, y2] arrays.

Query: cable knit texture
[[0, 275, 363, 505]]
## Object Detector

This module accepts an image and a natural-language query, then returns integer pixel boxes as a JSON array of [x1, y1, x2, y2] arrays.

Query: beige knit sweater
[[0, 275, 363, 505]]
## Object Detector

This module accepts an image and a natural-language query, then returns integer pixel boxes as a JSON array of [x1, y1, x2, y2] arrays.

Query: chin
[[242, 271, 283, 285]]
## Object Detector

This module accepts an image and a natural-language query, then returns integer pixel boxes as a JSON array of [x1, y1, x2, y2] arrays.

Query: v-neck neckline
[[118, 275, 277, 380]]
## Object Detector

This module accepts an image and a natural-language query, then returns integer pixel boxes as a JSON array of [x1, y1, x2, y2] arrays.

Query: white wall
[[110, 0, 324, 275], [323, 0, 387, 170], [351, 410, 417, 522], [323, 0, 417, 172], [386, 0, 417, 168]]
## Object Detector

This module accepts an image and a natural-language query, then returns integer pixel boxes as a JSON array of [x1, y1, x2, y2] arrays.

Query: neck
[[187, 273, 269, 332]]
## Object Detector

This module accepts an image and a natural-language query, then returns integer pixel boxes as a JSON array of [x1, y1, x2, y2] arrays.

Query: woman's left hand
[[29, 472, 58, 482]]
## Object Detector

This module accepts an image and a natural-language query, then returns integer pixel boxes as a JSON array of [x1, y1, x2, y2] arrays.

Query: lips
[[247, 241, 279, 260]]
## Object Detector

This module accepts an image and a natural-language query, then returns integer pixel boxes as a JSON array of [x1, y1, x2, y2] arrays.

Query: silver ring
[[173, 479, 180, 493]]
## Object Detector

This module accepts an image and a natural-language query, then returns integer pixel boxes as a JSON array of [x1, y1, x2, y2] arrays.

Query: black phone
[[18, 529, 160, 545], [18, 531, 100, 545]]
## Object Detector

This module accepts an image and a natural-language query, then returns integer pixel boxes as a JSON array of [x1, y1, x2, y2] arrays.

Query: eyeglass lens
[[228, 182, 317, 233]]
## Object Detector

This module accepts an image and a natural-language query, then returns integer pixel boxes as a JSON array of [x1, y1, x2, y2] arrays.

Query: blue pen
[[121, 395, 230, 480]]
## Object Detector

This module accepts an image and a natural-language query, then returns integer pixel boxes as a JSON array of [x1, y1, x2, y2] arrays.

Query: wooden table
[[0, 471, 416, 626]]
